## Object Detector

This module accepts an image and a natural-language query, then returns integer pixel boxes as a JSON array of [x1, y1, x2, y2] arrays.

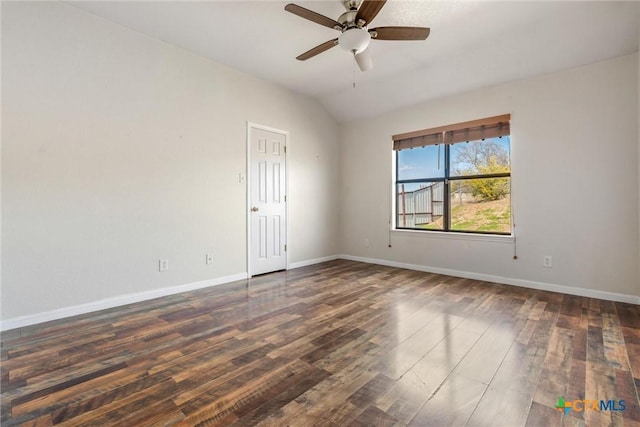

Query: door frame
[[246, 122, 290, 277]]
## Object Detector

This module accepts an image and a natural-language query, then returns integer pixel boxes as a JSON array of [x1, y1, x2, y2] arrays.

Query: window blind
[[392, 114, 511, 151]]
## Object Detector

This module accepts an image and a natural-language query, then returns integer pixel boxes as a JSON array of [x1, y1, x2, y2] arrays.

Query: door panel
[[249, 126, 287, 276]]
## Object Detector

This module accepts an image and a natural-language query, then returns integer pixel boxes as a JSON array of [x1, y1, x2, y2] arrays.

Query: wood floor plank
[[10, 361, 129, 417], [560, 295, 584, 318], [532, 326, 574, 410], [348, 404, 404, 427], [615, 369, 640, 424], [173, 352, 284, 411], [602, 311, 629, 370], [524, 401, 561, 427], [1, 259, 639, 426], [53, 377, 179, 426], [348, 373, 396, 409], [409, 373, 486, 426], [181, 358, 311, 425], [373, 370, 431, 424], [616, 302, 640, 329], [584, 363, 617, 426], [467, 341, 542, 426], [375, 313, 465, 380], [231, 365, 331, 425], [621, 325, 640, 380], [406, 326, 483, 413], [452, 316, 523, 384]]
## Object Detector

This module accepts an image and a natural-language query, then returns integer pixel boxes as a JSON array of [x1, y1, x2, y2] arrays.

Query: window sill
[[391, 229, 514, 244]]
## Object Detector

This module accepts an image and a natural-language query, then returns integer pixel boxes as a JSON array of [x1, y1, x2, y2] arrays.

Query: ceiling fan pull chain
[[353, 54, 357, 88]]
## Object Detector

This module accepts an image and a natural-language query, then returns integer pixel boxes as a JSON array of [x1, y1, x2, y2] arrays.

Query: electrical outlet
[[159, 259, 169, 272], [543, 255, 552, 268], [364, 238, 370, 247], [206, 253, 213, 264]]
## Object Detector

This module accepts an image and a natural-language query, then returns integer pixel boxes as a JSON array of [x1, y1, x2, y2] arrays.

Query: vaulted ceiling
[[68, 1, 639, 122]]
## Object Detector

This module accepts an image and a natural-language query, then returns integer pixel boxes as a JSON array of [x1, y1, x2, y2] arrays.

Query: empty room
[[1, 1, 639, 425]]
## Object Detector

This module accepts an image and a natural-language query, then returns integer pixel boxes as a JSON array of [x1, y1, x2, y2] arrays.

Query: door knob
[[251, 207, 259, 212]]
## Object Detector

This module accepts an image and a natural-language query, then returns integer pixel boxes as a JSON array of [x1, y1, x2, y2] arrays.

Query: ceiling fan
[[284, 0, 430, 71]]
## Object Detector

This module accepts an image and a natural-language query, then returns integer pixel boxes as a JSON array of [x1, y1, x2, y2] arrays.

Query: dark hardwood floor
[[1, 260, 639, 426]]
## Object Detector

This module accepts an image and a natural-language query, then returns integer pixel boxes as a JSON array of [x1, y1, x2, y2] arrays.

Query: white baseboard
[[0, 272, 248, 332], [4, 254, 638, 332], [288, 255, 340, 270], [1, 255, 343, 332], [339, 254, 640, 305]]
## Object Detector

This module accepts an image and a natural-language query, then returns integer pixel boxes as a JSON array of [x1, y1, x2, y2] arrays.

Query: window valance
[[392, 114, 511, 151]]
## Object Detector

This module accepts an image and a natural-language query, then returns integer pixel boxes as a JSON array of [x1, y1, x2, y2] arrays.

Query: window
[[394, 115, 511, 235]]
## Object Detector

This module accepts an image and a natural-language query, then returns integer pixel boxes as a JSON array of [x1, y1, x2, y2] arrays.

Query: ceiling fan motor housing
[[337, 10, 358, 27]]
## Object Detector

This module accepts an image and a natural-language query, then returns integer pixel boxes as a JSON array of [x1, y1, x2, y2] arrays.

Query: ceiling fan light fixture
[[355, 48, 373, 71], [338, 28, 371, 54]]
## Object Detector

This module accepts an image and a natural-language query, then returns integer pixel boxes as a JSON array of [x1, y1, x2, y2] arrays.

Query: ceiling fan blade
[[356, 0, 387, 25], [355, 47, 373, 71], [371, 26, 430, 41], [285, 3, 341, 30], [296, 38, 339, 61]]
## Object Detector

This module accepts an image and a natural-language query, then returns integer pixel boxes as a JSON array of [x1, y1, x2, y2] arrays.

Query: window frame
[[394, 135, 512, 236]]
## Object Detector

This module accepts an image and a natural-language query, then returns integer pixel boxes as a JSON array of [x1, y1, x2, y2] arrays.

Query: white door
[[248, 124, 287, 276]]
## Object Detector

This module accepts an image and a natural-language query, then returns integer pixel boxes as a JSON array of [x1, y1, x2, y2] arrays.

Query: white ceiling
[[67, 1, 639, 123]]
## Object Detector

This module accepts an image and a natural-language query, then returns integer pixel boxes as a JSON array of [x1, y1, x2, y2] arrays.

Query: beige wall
[[339, 53, 640, 300], [1, 2, 340, 321]]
